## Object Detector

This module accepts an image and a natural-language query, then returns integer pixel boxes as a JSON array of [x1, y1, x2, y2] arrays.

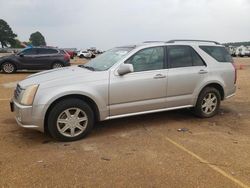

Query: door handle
[[154, 74, 166, 79], [198, 69, 208, 74]]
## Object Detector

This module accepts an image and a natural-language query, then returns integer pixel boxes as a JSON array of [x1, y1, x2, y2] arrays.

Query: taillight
[[232, 63, 237, 84], [64, 53, 70, 61]]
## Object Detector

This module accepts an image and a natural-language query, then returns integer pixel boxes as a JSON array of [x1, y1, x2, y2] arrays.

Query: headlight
[[20, 84, 39, 105]]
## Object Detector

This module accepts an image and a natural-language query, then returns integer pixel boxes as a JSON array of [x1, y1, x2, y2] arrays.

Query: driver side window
[[22, 48, 37, 55], [126, 47, 164, 72]]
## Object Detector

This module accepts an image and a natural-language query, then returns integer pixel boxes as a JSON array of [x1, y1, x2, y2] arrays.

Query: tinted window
[[38, 48, 58, 55], [22, 48, 37, 55], [168, 46, 192, 68], [199, 46, 233, 62], [168, 45, 205, 68], [191, 48, 205, 66], [126, 47, 164, 72]]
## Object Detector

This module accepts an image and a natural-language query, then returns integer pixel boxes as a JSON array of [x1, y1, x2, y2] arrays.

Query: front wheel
[[194, 87, 221, 118], [47, 98, 94, 141], [1, 62, 16, 73]]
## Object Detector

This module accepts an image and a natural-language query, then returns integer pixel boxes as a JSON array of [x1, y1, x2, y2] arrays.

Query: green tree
[[10, 39, 24, 48], [0, 19, 17, 48], [29, 31, 46, 46]]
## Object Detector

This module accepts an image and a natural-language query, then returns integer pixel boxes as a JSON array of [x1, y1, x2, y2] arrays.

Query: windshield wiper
[[79, 65, 96, 71]]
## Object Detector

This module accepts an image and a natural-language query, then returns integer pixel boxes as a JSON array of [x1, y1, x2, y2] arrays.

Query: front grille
[[14, 84, 22, 100]]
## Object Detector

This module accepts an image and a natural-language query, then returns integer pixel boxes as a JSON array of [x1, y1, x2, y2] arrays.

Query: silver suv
[[10, 40, 237, 141]]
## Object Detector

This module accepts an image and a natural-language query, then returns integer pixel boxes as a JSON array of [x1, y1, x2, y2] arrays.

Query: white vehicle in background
[[227, 46, 236, 57], [77, 50, 93, 58], [235, 45, 250, 57]]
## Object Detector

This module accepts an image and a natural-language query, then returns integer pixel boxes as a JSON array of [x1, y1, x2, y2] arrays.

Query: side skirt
[[104, 105, 193, 120]]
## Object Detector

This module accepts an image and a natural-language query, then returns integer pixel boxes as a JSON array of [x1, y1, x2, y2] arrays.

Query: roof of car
[[132, 40, 223, 48], [30, 47, 59, 50]]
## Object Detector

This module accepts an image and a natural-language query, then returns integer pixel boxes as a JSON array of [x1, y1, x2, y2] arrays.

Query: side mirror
[[117, 64, 134, 75], [19, 53, 24, 57]]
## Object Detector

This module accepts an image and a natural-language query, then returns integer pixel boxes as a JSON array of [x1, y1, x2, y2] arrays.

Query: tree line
[[0, 19, 46, 48], [223, 41, 250, 47]]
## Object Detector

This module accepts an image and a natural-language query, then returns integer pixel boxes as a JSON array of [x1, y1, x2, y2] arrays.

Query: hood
[[19, 65, 98, 88], [0, 54, 15, 60]]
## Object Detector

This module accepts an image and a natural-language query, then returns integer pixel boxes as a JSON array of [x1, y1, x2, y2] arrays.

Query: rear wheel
[[52, 62, 63, 69], [1, 62, 16, 74], [194, 87, 221, 118], [47, 98, 94, 141]]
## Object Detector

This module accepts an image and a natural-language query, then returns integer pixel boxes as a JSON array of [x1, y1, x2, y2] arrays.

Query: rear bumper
[[10, 99, 44, 132], [225, 85, 236, 99], [225, 93, 235, 99]]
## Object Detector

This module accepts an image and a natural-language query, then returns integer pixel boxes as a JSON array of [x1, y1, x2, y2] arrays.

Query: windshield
[[82, 47, 134, 71]]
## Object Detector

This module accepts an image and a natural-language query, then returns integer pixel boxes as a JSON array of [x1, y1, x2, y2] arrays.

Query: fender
[[0, 57, 21, 69], [33, 83, 109, 122]]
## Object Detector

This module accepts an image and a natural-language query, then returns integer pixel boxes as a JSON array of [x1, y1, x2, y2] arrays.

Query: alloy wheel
[[53, 63, 63, 68], [56, 108, 88, 137], [201, 93, 218, 115], [3, 63, 14, 73]]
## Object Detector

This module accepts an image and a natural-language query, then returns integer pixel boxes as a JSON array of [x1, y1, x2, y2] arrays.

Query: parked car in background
[[0, 47, 70, 73], [65, 50, 75, 59], [227, 46, 236, 57], [77, 50, 95, 58], [10, 40, 236, 141], [235, 45, 250, 57]]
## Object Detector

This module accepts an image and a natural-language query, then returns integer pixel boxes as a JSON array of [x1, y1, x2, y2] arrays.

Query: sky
[[0, 0, 250, 50]]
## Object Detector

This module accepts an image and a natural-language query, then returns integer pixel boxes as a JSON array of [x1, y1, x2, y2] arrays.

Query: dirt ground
[[0, 57, 250, 187]]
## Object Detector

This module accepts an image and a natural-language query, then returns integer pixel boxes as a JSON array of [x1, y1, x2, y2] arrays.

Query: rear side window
[[199, 46, 233, 63], [168, 45, 205, 68], [22, 48, 37, 55], [38, 48, 58, 55]]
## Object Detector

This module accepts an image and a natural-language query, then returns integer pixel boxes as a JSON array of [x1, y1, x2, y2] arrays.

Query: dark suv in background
[[0, 47, 71, 73]]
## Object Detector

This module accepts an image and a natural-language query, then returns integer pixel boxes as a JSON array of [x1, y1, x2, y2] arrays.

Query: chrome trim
[[15, 117, 39, 129], [225, 93, 236, 99], [105, 105, 193, 120]]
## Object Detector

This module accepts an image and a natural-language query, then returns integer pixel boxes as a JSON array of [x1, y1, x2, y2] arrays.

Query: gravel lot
[[0, 57, 250, 187]]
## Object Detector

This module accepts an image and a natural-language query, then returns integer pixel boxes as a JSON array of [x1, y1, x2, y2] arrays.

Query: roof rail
[[166, 39, 220, 45], [143, 41, 164, 43]]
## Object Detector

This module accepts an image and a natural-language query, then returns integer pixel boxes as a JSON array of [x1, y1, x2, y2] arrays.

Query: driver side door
[[17, 48, 38, 69], [109, 46, 168, 116]]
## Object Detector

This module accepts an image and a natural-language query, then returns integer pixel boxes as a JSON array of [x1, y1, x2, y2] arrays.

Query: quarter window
[[199, 46, 233, 63], [168, 45, 205, 68], [126, 47, 164, 72]]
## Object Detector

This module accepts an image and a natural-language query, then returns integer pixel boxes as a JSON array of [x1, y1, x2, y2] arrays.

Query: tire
[[52, 62, 63, 69], [1, 62, 16, 74], [194, 87, 221, 118], [79, 54, 84, 58], [48, 98, 94, 141]]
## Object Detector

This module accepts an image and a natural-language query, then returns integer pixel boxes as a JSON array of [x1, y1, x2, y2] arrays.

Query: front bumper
[[10, 99, 44, 132]]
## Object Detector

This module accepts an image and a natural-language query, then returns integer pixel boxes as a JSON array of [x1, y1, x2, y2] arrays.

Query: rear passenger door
[[166, 45, 208, 108], [36, 48, 59, 69]]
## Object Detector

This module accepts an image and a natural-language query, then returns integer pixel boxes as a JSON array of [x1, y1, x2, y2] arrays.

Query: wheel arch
[[198, 82, 225, 101], [0, 59, 18, 68], [44, 94, 100, 134]]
